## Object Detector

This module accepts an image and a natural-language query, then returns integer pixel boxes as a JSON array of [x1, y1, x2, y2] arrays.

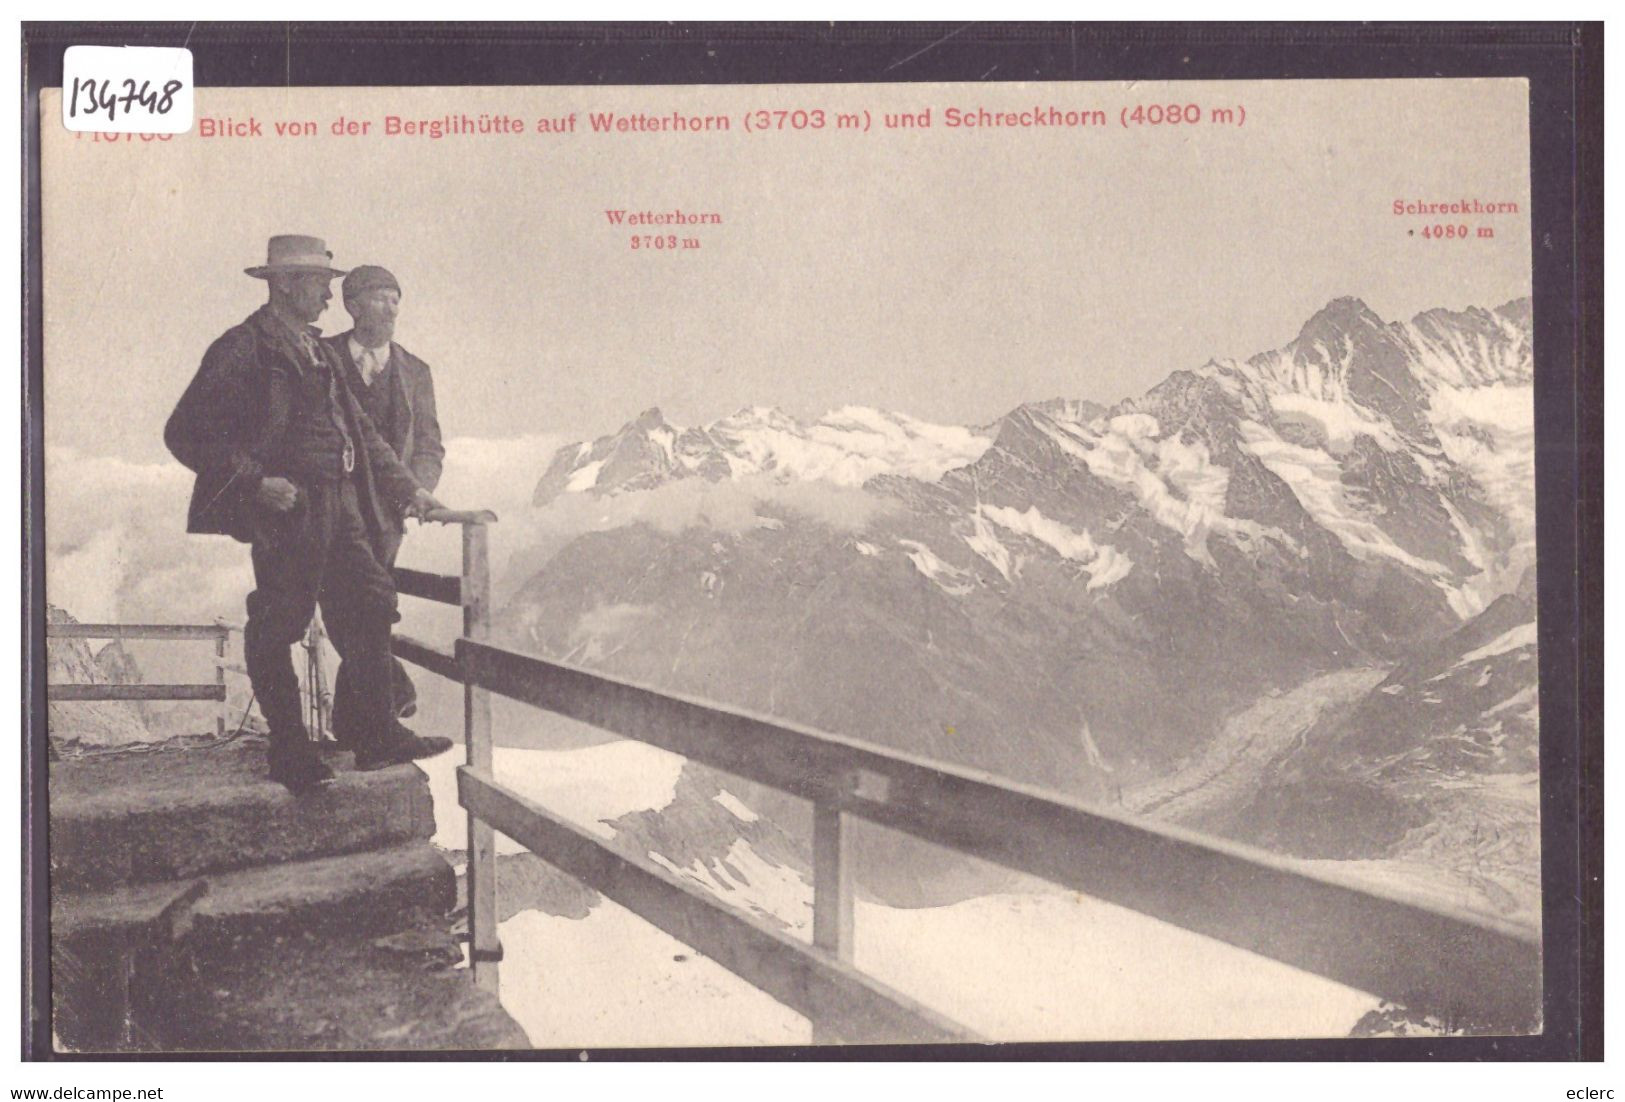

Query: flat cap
[[342, 264, 402, 301]]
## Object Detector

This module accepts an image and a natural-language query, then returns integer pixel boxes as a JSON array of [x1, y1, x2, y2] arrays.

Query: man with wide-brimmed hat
[[164, 235, 454, 791], [322, 264, 444, 742]]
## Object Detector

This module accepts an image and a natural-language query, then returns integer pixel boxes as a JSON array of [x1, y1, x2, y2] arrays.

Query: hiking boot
[[327, 720, 356, 752], [353, 725, 454, 771], [268, 739, 335, 792]]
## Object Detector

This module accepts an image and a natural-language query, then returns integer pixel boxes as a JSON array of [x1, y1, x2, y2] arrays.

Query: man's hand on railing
[[403, 486, 498, 525], [405, 487, 445, 521], [408, 491, 498, 527], [420, 506, 499, 525]]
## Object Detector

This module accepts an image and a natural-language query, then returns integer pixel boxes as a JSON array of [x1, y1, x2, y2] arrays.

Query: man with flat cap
[[164, 235, 454, 791], [323, 265, 443, 743]]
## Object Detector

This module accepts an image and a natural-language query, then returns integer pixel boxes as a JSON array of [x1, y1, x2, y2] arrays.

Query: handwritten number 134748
[[68, 77, 183, 122]]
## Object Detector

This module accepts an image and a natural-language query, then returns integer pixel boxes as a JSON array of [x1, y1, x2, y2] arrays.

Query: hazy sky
[[42, 78, 1531, 462]]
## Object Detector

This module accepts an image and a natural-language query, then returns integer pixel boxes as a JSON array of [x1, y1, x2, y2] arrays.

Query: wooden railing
[[394, 515, 1544, 1044], [47, 621, 234, 737]]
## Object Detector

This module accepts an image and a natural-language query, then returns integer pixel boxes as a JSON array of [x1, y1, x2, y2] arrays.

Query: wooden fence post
[[213, 622, 228, 740], [811, 801, 854, 1042], [462, 521, 501, 995]]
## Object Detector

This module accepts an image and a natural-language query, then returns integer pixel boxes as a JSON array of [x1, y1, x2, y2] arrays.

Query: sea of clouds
[[47, 429, 895, 688]]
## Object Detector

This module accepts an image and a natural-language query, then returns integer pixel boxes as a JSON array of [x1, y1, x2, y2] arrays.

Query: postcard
[[38, 76, 1542, 1051]]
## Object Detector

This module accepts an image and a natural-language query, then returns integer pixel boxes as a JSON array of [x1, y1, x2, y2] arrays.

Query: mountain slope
[[497, 297, 1536, 904], [47, 604, 154, 748], [1209, 574, 1540, 922]]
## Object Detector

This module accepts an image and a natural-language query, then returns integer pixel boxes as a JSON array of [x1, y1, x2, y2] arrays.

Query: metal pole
[[308, 611, 330, 742], [462, 521, 501, 994]]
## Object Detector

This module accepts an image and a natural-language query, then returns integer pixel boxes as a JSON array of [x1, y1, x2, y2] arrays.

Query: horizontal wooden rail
[[458, 638, 1542, 1031], [392, 567, 461, 607], [47, 621, 238, 736], [458, 767, 976, 1044], [392, 633, 461, 683], [47, 623, 228, 641], [421, 507, 498, 526], [48, 683, 226, 703]]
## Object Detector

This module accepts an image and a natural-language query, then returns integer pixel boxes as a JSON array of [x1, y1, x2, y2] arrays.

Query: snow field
[[418, 740, 686, 852], [423, 743, 1381, 1045], [979, 504, 1132, 589]]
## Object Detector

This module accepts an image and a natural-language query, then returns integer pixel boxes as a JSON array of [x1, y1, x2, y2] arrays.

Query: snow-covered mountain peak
[[719, 405, 994, 487], [631, 406, 669, 430], [1400, 300, 1533, 390], [531, 296, 1532, 625], [504, 295, 1539, 892], [1293, 296, 1387, 345], [1024, 397, 1109, 427], [711, 405, 803, 435], [1154, 298, 1532, 464], [534, 404, 994, 503]]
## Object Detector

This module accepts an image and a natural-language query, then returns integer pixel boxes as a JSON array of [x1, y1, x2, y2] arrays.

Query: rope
[[204, 689, 259, 749]]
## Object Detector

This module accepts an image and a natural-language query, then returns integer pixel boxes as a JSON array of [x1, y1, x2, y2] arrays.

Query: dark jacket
[[164, 306, 423, 554], [325, 332, 445, 519]]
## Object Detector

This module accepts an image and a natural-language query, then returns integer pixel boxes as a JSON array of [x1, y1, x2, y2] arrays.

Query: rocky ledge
[[48, 735, 528, 1053]]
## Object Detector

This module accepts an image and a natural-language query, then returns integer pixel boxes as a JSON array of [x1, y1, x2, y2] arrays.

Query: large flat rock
[[47, 737, 518, 1055], [50, 739, 437, 890], [51, 877, 208, 1052], [52, 877, 206, 946], [53, 844, 457, 1050], [190, 842, 455, 942], [157, 932, 530, 1053]]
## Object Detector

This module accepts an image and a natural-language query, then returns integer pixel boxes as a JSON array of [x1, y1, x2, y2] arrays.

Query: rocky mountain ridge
[[490, 296, 1537, 916], [46, 604, 152, 748], [515, 298, 1533, 786]]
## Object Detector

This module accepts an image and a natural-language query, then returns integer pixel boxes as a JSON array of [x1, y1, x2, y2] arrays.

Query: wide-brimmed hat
[[245, 235, 347, 280]]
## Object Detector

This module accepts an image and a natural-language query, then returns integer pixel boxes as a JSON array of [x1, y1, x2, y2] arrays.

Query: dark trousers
[[242, 478, 399, 749], [327, 526, 416, 738]]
